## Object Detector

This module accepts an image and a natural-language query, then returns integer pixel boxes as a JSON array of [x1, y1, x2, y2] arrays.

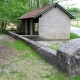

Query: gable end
[[34, 3, 75, 19]]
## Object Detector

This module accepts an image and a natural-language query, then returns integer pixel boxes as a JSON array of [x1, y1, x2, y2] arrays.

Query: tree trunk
[[52, 0, 53, 3], [36, 0, 39, 8]]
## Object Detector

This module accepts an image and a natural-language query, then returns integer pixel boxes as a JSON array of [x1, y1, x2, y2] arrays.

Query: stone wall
[[8, 31, 57, 66], [57, 39, 80, 76], [23, 35, 39, 41], [8, 31, 80, 76], [39, 7, 70, 39]]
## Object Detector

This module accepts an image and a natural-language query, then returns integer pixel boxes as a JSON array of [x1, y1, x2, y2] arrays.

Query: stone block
[[57, 38, 80, 76]]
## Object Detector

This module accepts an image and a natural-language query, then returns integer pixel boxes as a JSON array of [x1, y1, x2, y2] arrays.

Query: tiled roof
[[18, 3, 75, 19], [18, 6, 48, 19]]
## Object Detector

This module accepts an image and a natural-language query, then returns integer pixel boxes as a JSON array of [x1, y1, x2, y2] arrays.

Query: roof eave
[[34, 4, 57, 19], [70, 16, 76, 19], [56, 3, 75, 19], [18, 17, 34, 20]]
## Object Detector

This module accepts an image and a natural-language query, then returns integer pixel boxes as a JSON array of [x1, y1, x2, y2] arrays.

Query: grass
[[70, 33, 80, 39], [48, 41, 66, 51], [48, 44, 61, 50], [0, 35, 80, 80]]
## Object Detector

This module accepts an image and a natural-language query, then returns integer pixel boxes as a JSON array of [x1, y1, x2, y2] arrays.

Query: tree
[[40, 0, 50, 6], [36, 0, 39, 8], [0, 0, 29, 31], [0, 0, 71, 31]]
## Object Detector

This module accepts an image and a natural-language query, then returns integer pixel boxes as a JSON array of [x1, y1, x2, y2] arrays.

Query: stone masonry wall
[[39, 7, 70, 39], [8, 31, 80, 76], [8, 31, 57, 66], [57, 39, 80, 76]]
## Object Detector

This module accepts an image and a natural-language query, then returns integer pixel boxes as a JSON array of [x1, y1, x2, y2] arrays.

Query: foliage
[[0, 29, 5, 34], [0, 0, 73, 31], [70, 12, 80, 19], [67, 7, 80, 12], [40, 0, 50, 6], [0, 0, 29, 31]]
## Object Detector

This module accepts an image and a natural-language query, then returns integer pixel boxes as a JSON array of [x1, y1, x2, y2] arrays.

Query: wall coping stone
[[58, 38, 80, 56]]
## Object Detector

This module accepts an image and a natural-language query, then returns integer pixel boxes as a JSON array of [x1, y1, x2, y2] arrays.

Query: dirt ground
[[0, 35, 17, 64]]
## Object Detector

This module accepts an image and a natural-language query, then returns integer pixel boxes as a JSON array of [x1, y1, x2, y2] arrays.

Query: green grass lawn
[[0, 34, 80, 80], [70, 33, 80, 39]]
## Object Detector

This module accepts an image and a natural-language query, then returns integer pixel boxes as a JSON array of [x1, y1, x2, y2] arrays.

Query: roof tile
[[18, 6, 48, 19]]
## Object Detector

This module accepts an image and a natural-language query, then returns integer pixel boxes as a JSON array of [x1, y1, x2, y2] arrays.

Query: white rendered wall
[[39, 7, 70, 39]]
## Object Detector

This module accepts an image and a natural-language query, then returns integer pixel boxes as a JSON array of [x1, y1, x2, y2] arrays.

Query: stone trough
[[8, 31, 80, 76], [57, 39, 80, 76]]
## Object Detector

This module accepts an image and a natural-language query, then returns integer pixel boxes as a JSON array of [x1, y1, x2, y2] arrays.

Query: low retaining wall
[[22, 35, 58, 41], [8, 31, 80, 76], [8, 31, 57, 65], [23, 35, 39, 41], [57, 39, 80, 76]]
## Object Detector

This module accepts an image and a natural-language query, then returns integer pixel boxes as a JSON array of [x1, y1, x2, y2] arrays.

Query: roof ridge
[[18, 3, 75, 20]]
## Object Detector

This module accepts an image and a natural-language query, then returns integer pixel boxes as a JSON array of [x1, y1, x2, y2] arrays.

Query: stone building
[[18, 3, 75, 39]]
